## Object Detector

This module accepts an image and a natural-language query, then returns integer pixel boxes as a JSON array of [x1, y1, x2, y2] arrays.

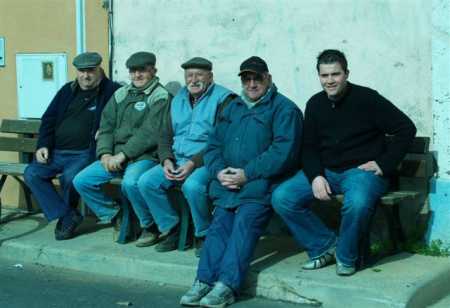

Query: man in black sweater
[[272, 49, 416, 275], [24, 52, 121, 241]]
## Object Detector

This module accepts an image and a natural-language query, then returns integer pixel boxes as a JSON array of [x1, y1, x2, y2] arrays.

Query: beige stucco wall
[[0, 0, 109, 209], [113, 0, 432, 137]]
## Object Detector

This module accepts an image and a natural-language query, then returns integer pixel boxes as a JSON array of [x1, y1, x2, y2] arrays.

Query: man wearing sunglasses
[[180, 56, 303, 307]]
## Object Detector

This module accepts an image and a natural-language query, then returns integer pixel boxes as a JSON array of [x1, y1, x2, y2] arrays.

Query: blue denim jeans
[[24, 149, 91, 221], [137, 165, 211, 236], [196, 203, 273, 292], [73, 159, 157, 224], [272, 168, 388, 266]]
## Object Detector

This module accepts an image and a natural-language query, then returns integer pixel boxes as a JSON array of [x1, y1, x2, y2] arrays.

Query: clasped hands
[[163, 159, 195, 181], [217, 167, 247, 190]]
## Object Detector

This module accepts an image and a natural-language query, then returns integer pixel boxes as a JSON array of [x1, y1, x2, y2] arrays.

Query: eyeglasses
[[241, 74, 266, 84]]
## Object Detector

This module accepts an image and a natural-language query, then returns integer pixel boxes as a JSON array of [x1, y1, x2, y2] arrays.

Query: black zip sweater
[[302, 82, 416, 183]]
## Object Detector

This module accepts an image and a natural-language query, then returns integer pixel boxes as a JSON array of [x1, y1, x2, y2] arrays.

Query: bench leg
[[117, 195, 131, 244], [392, 203, 406, 243], [178, 200, 191, 251], [381, 205, 400, 253], [0, 174, 7, 222]]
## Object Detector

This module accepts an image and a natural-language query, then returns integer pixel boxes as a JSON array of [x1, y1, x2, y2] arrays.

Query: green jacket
[[96, 77, 171, 162]]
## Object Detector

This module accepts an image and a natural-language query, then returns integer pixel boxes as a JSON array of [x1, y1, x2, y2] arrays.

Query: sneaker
[[55, 210, 83, 241], [180, 280, 212, 306], [135, 225, 160, 247], [155, 225, 180, 252], [199, 281, 235, 308], [336, 261, 356, 276], [194, 236, 205, 258], [302, 243, 336, 270]]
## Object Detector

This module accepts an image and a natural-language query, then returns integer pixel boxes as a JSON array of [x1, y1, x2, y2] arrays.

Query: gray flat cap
[[181, 57, 212, 71], [72, 52, 102, 69], [126, 52, 156, 69]]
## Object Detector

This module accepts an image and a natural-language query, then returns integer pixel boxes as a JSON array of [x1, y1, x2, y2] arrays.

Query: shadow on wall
[[165, 81, 182, 96]]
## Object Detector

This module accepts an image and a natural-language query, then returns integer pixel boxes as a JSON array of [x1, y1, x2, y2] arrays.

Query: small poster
[[42, 61, 54, 80]]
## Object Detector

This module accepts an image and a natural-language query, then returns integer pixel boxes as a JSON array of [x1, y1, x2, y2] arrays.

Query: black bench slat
[[0, 119, 41, 134], [0, 136, 37, 153], [386, 136, 430, 154]]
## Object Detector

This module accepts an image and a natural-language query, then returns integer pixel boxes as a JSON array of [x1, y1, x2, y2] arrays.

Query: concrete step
[[1, 211, 449, 307]]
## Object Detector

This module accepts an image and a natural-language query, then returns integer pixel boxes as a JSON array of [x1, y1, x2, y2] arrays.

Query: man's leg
[[272, 170, 336, 259], [196, 207, 235, 285], [121, 159, 157, 228], [58, 150, 91, 210], [215, 203, 272, 292], [137, 165, 177, 232], [24, 157, 66, 221], [336, 168, 388, 268], [72, 161, 118, 223], [180, 208, 233, 307], [181, 166, 211, 238]]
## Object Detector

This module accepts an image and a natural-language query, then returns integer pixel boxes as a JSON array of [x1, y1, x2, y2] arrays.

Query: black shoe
[[55, 210, 83, 241], [194, 236, 205, 258], [155, 225, 180, 252]]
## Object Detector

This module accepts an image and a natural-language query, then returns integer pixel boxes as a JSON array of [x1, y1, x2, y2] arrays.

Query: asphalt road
[[0, 258, 308, 308]]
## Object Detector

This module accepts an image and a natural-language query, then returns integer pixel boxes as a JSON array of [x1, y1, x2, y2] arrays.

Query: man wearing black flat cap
[[24, 52, 121, 241], [74, 51, 171, 242], [137, 57, 235, 254], [180, 56, 303, 307]]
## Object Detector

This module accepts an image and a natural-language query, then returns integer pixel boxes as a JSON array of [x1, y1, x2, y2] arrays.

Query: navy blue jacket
[[37, 76, 121, 159], [204, 85, 303, 209]]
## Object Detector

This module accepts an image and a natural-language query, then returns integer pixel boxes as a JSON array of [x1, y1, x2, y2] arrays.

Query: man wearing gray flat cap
[[137, 57, 235, 254], [74, 51, 172, 243], [24, 51, 121, 241]]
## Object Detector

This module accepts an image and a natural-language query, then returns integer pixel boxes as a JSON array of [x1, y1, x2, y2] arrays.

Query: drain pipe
[[75, 0, 86, 54], [108, 0, 114, 80]]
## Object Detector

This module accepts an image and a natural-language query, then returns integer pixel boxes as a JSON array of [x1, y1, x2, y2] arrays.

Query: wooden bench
[[106, 177, 193, 250], [0, 119, 41, 222], [0, 118, 192, 249], [333, 136, 435, 266]]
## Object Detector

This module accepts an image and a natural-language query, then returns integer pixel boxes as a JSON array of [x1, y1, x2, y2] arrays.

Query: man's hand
[[217, 167, 247, 190], [163, 159, 177, 180], [358, 161, 383, 176], [171, 160, 195, 181], [312, 175, 332, 201], [36, 147, 49, 164], [108, 152, 126, 172], [100, 154, 113, 171]]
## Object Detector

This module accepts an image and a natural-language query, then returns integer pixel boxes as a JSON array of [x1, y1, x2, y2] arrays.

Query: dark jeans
[[272, 168, 388, 266], [196, 203, 273, 292], [24, 149, 91, 221]]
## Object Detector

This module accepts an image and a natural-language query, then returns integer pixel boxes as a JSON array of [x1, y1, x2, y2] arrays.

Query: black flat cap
[[126, 51, 156, 69], [181, 57, 212, 71], [238, 56, 269, 76], [72, 52, 102, 69]]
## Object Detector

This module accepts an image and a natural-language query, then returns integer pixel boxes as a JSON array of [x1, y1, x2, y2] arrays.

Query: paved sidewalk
[[1, 210, 449, 307]]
